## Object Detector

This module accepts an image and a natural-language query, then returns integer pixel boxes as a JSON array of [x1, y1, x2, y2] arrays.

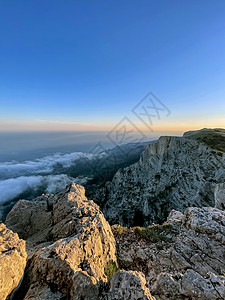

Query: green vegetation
[[186, 130, 225, 153], [105, 260, 119, 277], [134, 224, 171, 242], [112, 224, 127, 236], [162, 223, 173, 230], [116, 225, 125, 235]]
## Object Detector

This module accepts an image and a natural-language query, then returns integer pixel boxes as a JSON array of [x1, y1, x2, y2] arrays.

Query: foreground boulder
[[7, 183, 157, 299], [6, 183, 117, 299], [0, 223, 27, 300], [112, 207, 225, 299]]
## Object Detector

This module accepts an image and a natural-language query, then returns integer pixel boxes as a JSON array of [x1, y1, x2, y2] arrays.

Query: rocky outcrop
[[3, 180, 225, 299], [105, 270, 155, 300], [112, 207, 225, 299], [93, 136, 225, 226], [2, 130, 225, 299], [6, 183, 117, 299], [0, 223, 27, 300], [215, 183, 225, 210], [6, 182, 158, 299], [5, 193, 54, 243]]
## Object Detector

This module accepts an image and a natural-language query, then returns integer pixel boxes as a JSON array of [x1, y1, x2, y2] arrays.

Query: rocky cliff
[[92, 136, 225, 226], [4, 182, 156, 299], [112, 206, 225, 299], [5, 182, 118, 299], [1, 182, 225, 299], [1, 130, 225, 299]]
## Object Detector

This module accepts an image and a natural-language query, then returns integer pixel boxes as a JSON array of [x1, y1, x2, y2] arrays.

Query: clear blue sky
[[0, 0, 225, 132]]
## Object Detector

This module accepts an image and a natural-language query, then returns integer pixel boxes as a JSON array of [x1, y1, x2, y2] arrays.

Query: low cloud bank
[[0, 151, 96, 180], [0, 174, 74, 219], [0, 174, 73, 204], [0, 176, 43, 204], [0, 150, 105, 219]]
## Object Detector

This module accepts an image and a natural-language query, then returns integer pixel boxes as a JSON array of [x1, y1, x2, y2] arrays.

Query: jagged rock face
[[112, 207, 225, 300], [6, 183, 117, 299], [4, 181, 225, 299], [0, 223, 27, 300], [94, 136, 225, 226], [23, 283, 64, 300], [105, 270, 155, 300], [5, 194, 54, 242], [215, 183, 225, 210]]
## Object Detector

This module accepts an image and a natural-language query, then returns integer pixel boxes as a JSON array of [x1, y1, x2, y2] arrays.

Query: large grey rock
[[5, 193, 54, 242], [93, 136, 225, 226], [0, 223, 27, 300], [23, 283, 64, 300], [105, 270, 155, 300], [112, 207, 225, 299], [6, 183, 116, 299]]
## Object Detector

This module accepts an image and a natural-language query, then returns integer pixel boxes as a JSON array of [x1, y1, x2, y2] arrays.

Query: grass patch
[[185, 130, 225, 153], [116, 225, 125, 235], [105, 260, 119, 277], [134, 225, 170, 243], [112, 224, 127, 236]]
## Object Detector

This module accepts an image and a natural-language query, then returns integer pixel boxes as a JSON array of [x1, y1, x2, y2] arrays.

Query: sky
[[0, 0, 225, 133]]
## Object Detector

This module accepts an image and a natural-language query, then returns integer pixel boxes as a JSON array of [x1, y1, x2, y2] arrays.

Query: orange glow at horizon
[[0, 118, 224, 135]]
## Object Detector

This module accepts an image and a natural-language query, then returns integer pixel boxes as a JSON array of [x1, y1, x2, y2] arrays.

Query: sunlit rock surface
[[6, 183, 117, 299], [3, 180, 225, 299], [0, 223, 27, 300]]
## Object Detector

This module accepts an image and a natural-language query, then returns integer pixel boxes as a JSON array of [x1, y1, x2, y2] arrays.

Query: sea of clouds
[[0, 152, 96, 179], [0, 151, 104, 218]]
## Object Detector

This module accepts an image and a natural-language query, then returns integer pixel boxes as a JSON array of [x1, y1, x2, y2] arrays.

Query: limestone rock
[[180, 269, 225, 300], [105, 270, 155, 300], [6, 194, 54, 243], [4, 170, 225, 299], [215, 183, 225, 210], [6, 183, 116, 299], [23, 283, 64, 300], [0, 223, 27, 300], [92, 136, 225, 226], [167, 209, 184, 222], [113, 207, 225, 299]]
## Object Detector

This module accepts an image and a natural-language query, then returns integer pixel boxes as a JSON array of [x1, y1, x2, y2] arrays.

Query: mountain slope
[[184, 128, 225, 152], [92, 135, 225, 226]]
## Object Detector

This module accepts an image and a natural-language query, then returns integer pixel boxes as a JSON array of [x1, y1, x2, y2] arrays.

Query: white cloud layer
[[0, 174, 73, 204], [0, 151, 95, 179], [0, 176, 43, 203], [0, 150, 107, 219]]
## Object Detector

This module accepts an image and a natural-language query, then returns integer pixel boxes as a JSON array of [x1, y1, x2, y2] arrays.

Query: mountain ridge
[[91, 132, 225, 226]]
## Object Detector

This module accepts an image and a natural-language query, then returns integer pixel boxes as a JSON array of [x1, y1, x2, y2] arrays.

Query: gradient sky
[[0, 0, 225, 133]]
